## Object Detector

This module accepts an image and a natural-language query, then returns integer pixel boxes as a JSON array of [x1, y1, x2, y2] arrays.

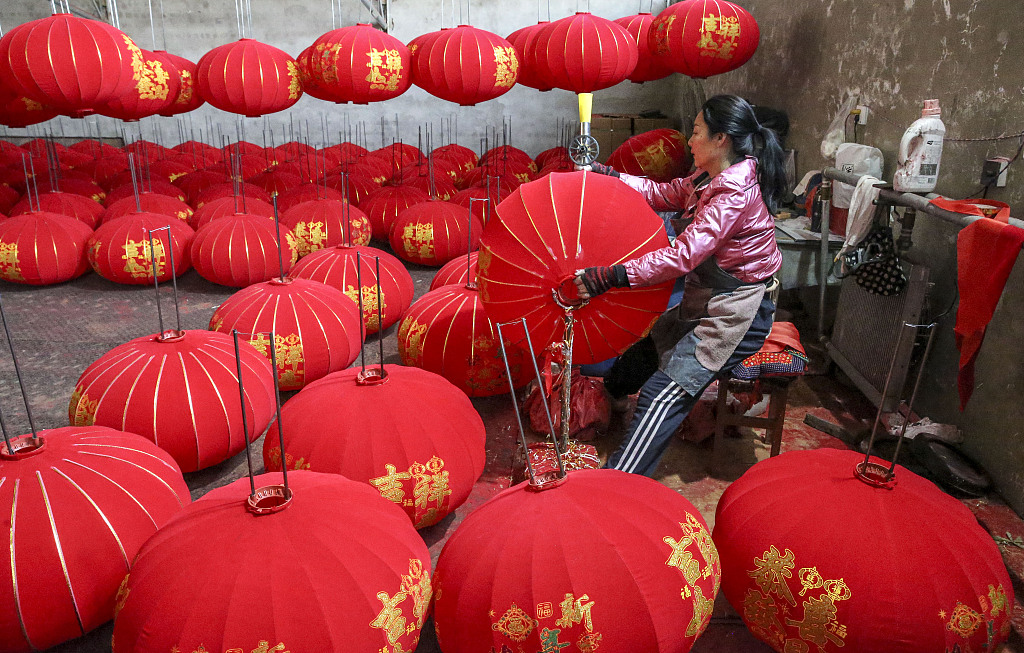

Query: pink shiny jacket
[[617, 157, 782, 286]]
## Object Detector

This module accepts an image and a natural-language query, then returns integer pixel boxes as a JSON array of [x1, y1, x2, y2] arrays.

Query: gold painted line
[[36, 472, 86, 635], [148, 354, 169, 445], [184, 352, 233, 457], [478, 246, 548, 280], [51, 468, 129, 568], [517, 181, 565, 265], [8, 478, 34, 651], [613, 227, 666, 264], [71, 442, 179, 475], [176, 352, 201, 471], [69, 454, 180, 515]]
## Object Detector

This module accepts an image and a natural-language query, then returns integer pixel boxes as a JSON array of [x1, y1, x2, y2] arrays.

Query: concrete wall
[[703, 0, 1024, 512]]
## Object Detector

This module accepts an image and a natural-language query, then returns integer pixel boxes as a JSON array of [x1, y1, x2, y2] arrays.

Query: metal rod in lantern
[[231, 329, 258, 498], [467, 197, 488, 285], [341, 170, 351, 246], [266, 329, 289, 492], [272, 195, 286, 282], [496, 320, 539, 484], [374, 256, 384, 369], [245, 0, 254, 43], [861, 321, 909, 472], [551, 286, 589, 452], [887, 321, 939, 474], [147, 228, 168, 334], [0, 294, 38, 439], [356, 251, 366, 375], [128, 153, 142, 212], [19, 154, 34, 214]]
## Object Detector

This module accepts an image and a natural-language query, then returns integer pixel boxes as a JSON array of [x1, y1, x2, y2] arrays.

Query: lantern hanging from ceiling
[[290, 244, 414, 334], [433, 468, 720, 652], [506, 21, 554, 91], [9, 191, 103, 228], [0, 212, 93, 285], [262, 365, 486, 529], [95, 47, 181, 121], [157, 51, 205, 115], [190, 213, 297, 287], [312, 24, 412, 104], [390, 200, 481, 266], [69, 329, 276, 472], [533, 13, 638, 93], [0, 425, 189, 653], [196, 38, 303, 117], [0, 14, 138, 117], [615, 12, 675, 83], [295, 45, 333, 101], [648, 0, 760, 79], [714, 448, 1014, 652], [608, 128, 693, 183], [86, 212, 194, 285], [111, 471, 432, 653], [410, 26, 520, 106], [280, 198, 371, 257]]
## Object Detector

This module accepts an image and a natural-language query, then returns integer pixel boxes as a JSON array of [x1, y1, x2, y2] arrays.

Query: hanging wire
[[147, 0, 157, 50], [158, 0, 168, 50]]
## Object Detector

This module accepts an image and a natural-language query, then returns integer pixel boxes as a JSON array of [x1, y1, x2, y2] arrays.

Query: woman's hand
[[573, 265, 630, 300]]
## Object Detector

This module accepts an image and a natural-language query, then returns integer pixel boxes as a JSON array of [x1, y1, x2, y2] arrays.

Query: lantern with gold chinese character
[[158, 51, 205, 115], [615, 12, 675, 83], [0, 84, 57, 128], [507, 21, 554, 91], [290, 244, 414, 334], [410, 26, 520, 106], [112, 470, 432, 653], [196, 39, 303, 117], [189, 213, 297, 287], [0, 425, 189, 653], [390, 199, 482, 266], [433, 468, 720, 652], [532, 13, 638, 93], [311, 24, 412, 104], [281, 198, 371, 257], [95, 47, 181, 121], [9, 191, 103, 228], [648, 0, 759, 79], [262, 365, 485, 529], [86, 212, 194, 285], [189, 195, 274, 230], [608, 128, 692, 183], [209, 277, 363, 391], [432, 143, 479, 183], [0, 212, 93, 285], [100, 193, 193, 226], [714, 448, 1014, 653]]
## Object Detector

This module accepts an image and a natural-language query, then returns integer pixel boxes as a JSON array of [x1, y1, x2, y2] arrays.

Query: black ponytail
[[701, 95, 788, 215]]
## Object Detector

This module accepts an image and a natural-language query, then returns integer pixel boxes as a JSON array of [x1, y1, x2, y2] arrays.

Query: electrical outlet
[[854, 105, 870, 125], [982, 157, 1009, 187]]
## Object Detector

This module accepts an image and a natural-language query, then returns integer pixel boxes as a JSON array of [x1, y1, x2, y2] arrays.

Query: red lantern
[[112, 471, 432, 653], [291, 244, 414, 334], [433, 468, 721, 652], [263, 365, 485, 528], [196, 39, 303, 117], [276, 183, 346, 214], [70, 329, 276, 472], [0, 14, 138, 117], [209, 277, 363, 390], [194, 181, 271, 209], [105, 181, 186, 206], [506, 21, 554, 91], [96, 47, 181, 121], [430, 251, 478, 290], [608, 128, 692, 182], [327, 171, 382, 205], [649, 0, 760, 79], [0, 85, 57, 128], [398, 173, 458, 201], [294, 45, 333, 101], [390, 200, 481, 266], [101, 193, 193, 225], [534, 145, 569, 168], [248, 167, 303, 197], [615, 12, 675, 83], [534, 13, 638, 92], [9, 191, 103, 228], [87, 212, 193, 284], [398, 283, 532, 396], [157, 51, 204, 115], [714, 449, 1014, 652], [481, 144, 534, 170], [0, 212, 92, 285], [189, 196, 274, 230], [450, 185, 509, 223], [312, 24, 412, 104], [281, 198, 371, 257], [39, 177, 105, 203], [431, 143, 478, 181], [410, 26, 520, 106], [190, 213, 297, 287], [0, 426, 189, 653]]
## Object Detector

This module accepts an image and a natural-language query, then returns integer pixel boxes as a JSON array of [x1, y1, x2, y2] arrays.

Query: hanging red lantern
[[0, 425, 189, 653], [112, 471, 432, 653], [0, 212, 92, 285], [190, 213, 297, 287], [312, 24, 412, 104], [295, 45, 333, 101], [209, 277, 363, 390], [398, 283, 532, 396], [615, 12, 675, 83], [196, 39, 303, 117], [0, 14, 139, 117], [607, 128, 693, 182], [0, 84, 57, 128], [87, 212, 194, 284], [390, 200, 482, 266], [430, 251, 478, 290], [410, 26, 520, 106], [433, 468, 721, 652], [507, 21, 554, 91], [276, 183, 346, 214], [263, 365, 485, 528], [96, 47, 181, 121], [714, 448, 1014, 652], [189, 196, 274, 230], [70, 329, 276, 473], [534, 13, 638, 92], [649, 0, 760, 79], [291, 244, 414, 334], [157, 51, 204, 115], [281, 198, 371, 257], [101, 193, 193, 225], [9, 191, 103, 228]]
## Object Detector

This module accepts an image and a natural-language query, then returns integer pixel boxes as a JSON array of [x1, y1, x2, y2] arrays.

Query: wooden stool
[[713, 376, 795, 462]]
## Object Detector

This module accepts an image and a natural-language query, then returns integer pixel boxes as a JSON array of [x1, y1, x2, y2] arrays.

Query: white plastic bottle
[[893, 99, 946, 193]]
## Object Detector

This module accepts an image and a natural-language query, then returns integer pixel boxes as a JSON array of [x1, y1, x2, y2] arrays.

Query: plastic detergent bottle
[[894, 99, 945, 193]]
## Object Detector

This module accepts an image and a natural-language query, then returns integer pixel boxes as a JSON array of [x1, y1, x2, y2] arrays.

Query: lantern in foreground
[[196, 39, 302, 117], [390, 200, 482, 266], [533, 13, 638, 93], [312, 24, 412, 103], [0, 212, 93, 285], [649, 0, 760, 79], [0, 426, 189, 653], [410, 26, 519, 106], [714, 449, 1014, 652], [209, 277, 363, 390], [87, 213, 194, 285], [112, 471, 432, 653], [434, 468, 720, 652], [69, 329, 276, 472], [263, 365, 486, 528], [189, 213, 297, 287], [608, 128, 692, 182]]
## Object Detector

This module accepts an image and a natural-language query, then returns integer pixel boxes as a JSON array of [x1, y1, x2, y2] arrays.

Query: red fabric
[[534, 13, 639, 93], [649, 0, 760, 79], [534, 145, 569, 169], [955, 217, 1024, 409], [70, 330, 276, 472], [433, 468, 721, 652], [9, 191, 103, 228], [276, 183, 346, 214], [714, 448, 1015, 652], [157, 52, 204, 115], [506, 21, 553, 91], [0, 212, 92, 285], [291, 244, 414, 334], [753, 321, 804, 355], [615, 12, 675, 83], [0, 85, 57, 128], [172, 168, 228, 204], [360, 185, 431, 240], [524, 368, 610, 441], [196, 38, 302, 117], [608, 128, 693, 183], [95, 48, 181, 121], [262, 367, 486, 528], [310, 24, 412, 104], [105, 180, 185, 206], [280, 198, 371, 256], [0, 426, 188, 652], [38, 177, 105, 203], [390, 199, 482, 266], [430, 251, 478, 290], [397, 284, 532, 397], [100, 193, 193, 226], [209, 277, 362, 390], [432, 143, 479, 181], [194, 181, 271, 209], [327, 171, 384, 205], [189, 198, 273, 230], [478, 171, 674, 364], [932, 196, 1011, 223], [295, 45, 332, 101], [398, 172, 459, 201], [112, 471, 430, 653], [87, 212, 194, 284], [410, 26, 519, 106], [189, 213, 296, 287], [395, 157, 460, 185], [449, 185, 510, 224]]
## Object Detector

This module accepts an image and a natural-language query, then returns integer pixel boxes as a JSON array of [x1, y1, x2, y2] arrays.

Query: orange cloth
[[756, 321, 805, 355], [955, 217, 1024, 409]]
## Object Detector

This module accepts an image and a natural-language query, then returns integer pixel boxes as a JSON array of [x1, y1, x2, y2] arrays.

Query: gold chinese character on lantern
[[122, 238, 166, 280], [697, 14, 741, 60], [493, 45, 518, 88], [366, 47, 404, 92], [0, 242, 23, 281]]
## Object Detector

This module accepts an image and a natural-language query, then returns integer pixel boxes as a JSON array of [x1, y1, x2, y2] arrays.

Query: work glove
[[574, 162, 620, 177], [574, 265, 629, 299]]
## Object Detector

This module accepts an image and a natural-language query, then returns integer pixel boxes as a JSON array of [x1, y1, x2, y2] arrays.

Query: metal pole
[[887, 322, 938, 473], [147, 229, 166, 334], [267, 330, 289, 492], [356, 252, 366, 374], [496, 320, 539, 483], [0, 296, 38, 439], [816, 178, 831, 340], [375, 257, 384, 369], [232, 330, 258, 498], [272, 195, 285, 281]]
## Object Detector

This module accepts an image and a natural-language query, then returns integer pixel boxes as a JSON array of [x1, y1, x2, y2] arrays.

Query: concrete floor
[[0, 261, 1020, 653]]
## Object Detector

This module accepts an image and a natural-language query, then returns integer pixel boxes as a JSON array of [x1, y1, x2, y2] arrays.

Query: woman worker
[[574, 94, 788, 477]]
